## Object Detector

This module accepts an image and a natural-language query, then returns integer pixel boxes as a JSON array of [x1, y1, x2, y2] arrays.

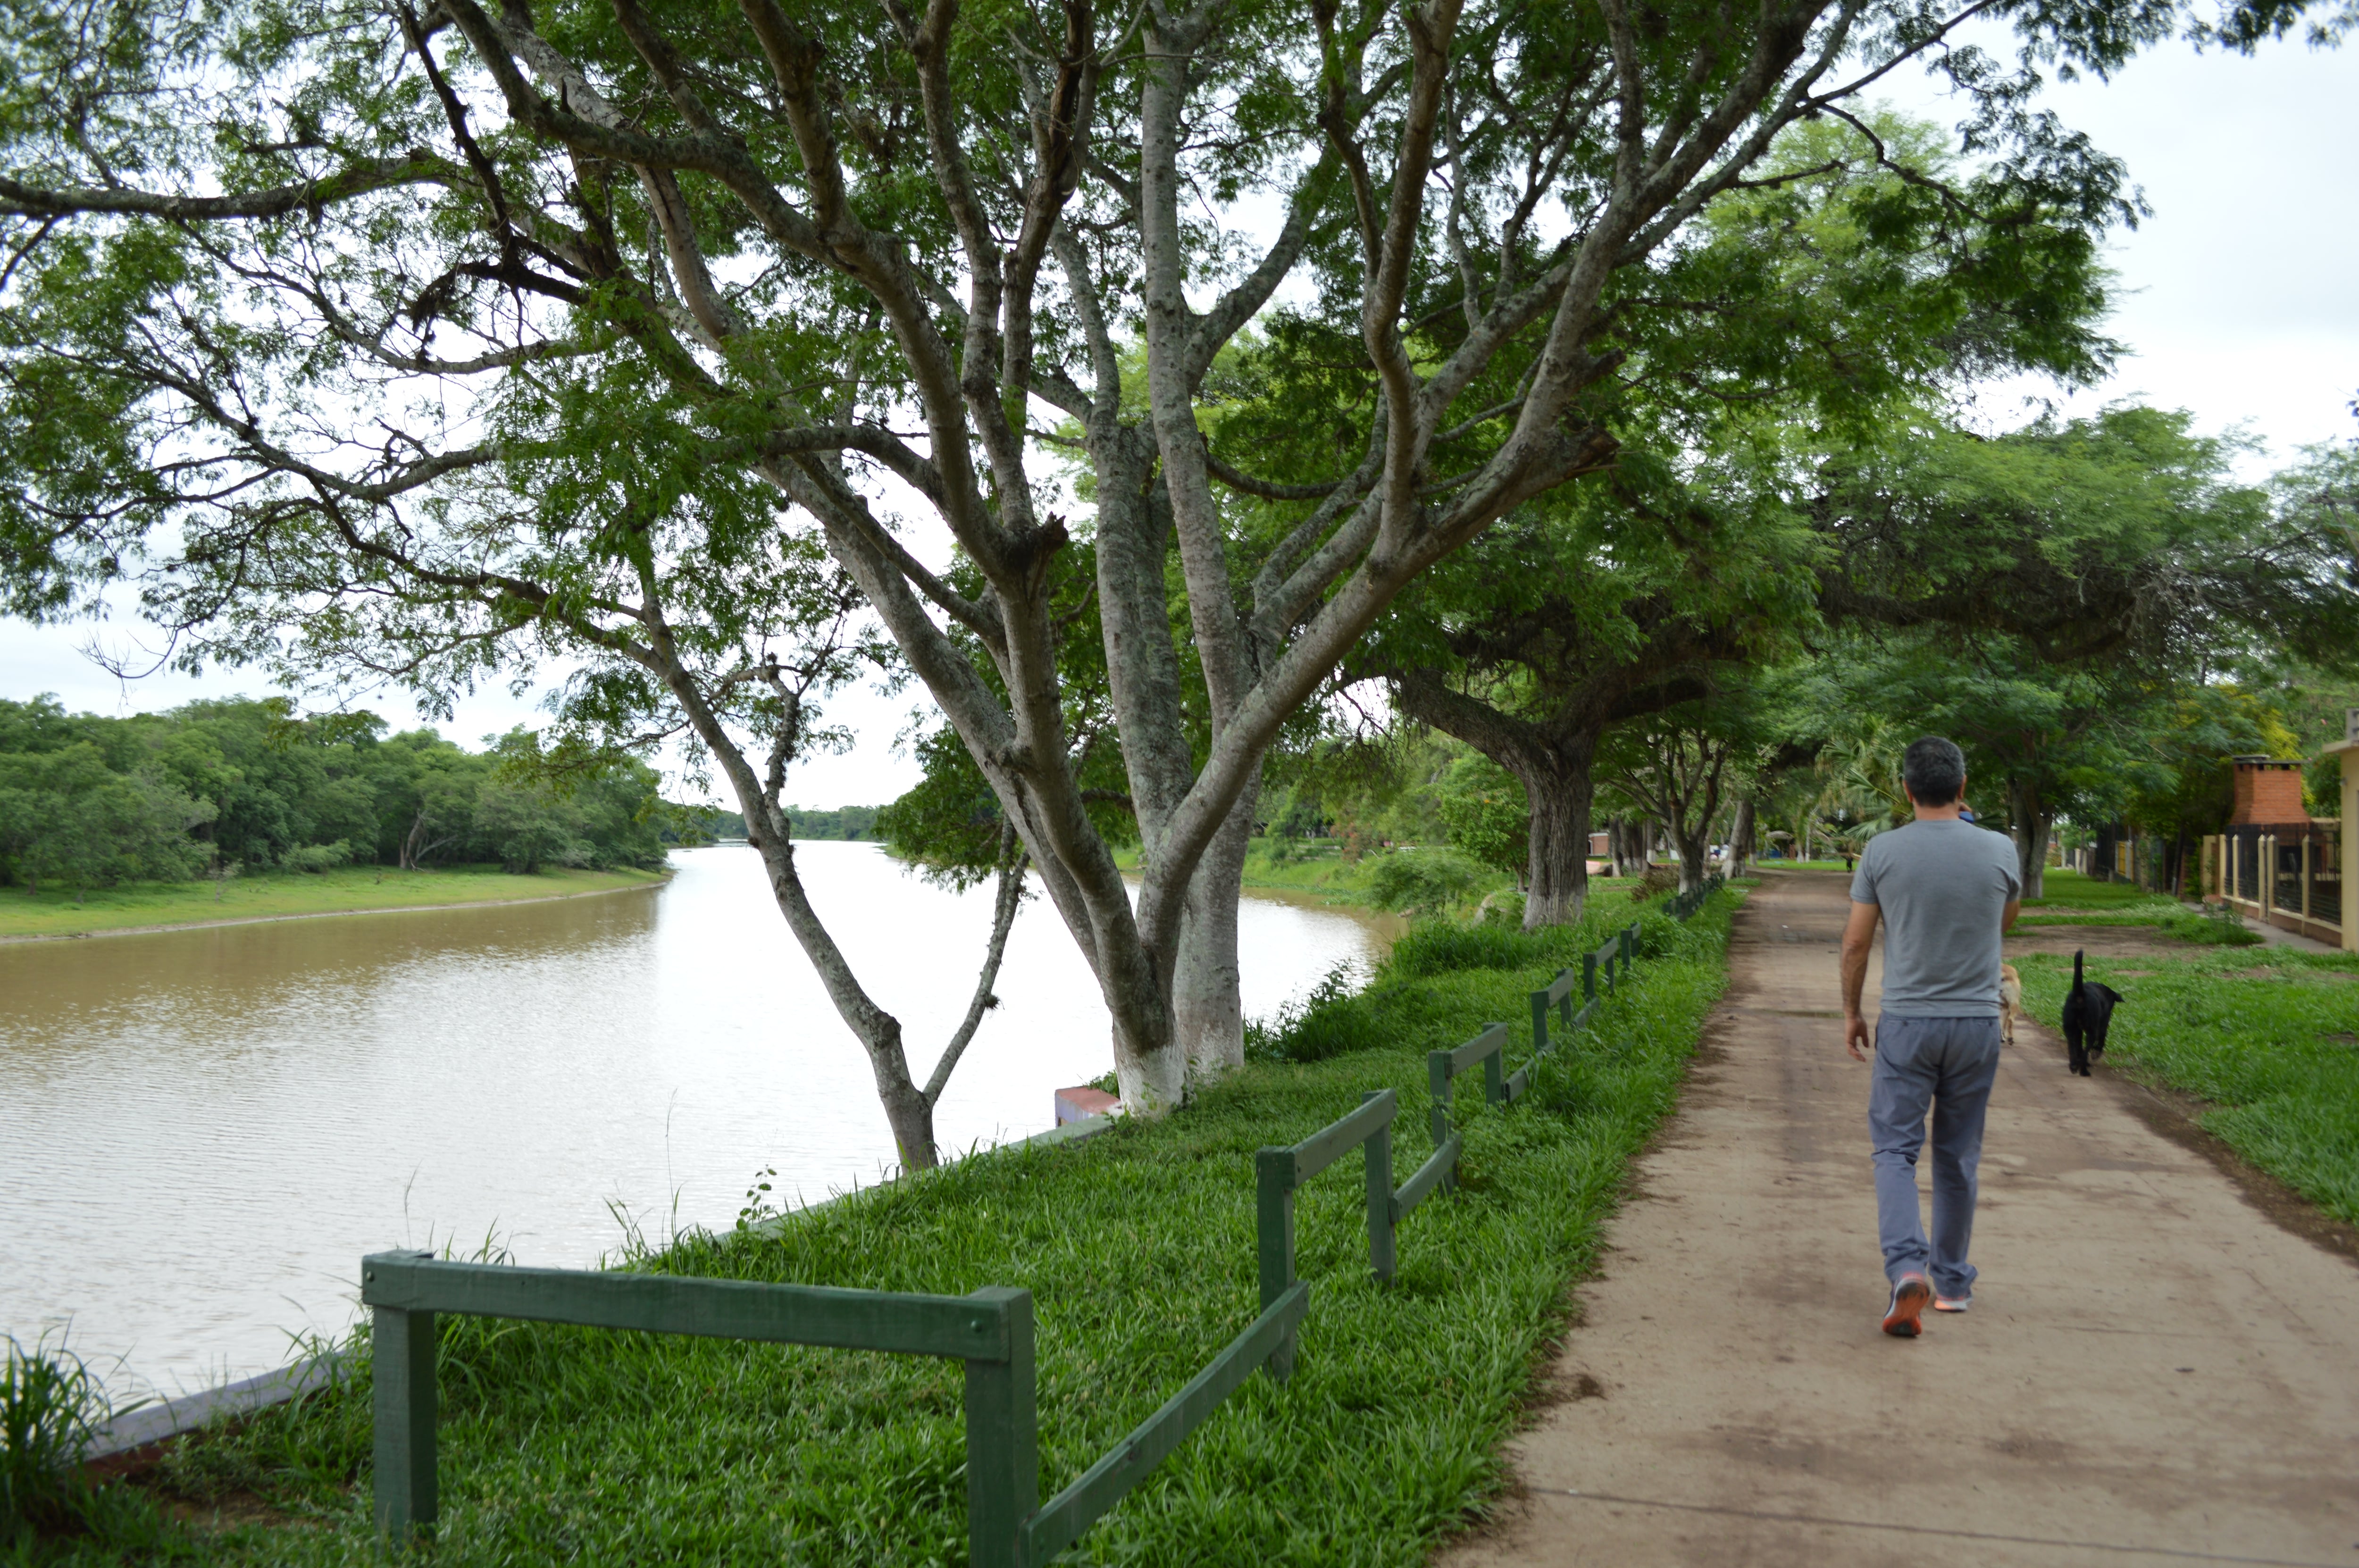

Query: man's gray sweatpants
[[1869, 1014, 2003, 1298]]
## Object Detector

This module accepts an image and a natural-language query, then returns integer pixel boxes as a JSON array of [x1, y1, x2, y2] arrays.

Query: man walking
[[1840, 737, 2022, 1337]]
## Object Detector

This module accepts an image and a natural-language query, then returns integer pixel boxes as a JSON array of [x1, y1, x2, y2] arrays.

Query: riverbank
[[1113, 838, 1402, 907], [0, 864, 671, 941], [51, 889, 1740, 1563]]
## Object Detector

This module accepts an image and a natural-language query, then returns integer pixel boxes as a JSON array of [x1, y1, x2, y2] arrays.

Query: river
[[0, 843, 1397, 1400]]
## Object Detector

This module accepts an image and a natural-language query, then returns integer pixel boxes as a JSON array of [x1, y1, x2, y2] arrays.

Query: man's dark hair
[[1902, 737, 1966, 807]]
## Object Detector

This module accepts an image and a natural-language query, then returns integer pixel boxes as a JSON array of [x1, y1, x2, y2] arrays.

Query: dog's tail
[[2072, 948, 2084, 991]]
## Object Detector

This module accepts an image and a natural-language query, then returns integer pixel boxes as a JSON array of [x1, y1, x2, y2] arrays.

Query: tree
[[1, 0, 2309, 1121], [1430, 752, 1530, 881], [0, 744, 214, 898], [1344, 111, 2107, 926], [1811, 406, 2359, 894], [1598, 700, 1767, 891]]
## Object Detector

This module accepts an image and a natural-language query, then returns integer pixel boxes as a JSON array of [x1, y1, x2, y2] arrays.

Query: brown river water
[[0, 843, 1397, 1399]]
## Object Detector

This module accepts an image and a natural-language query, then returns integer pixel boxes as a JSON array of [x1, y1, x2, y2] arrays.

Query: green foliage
[[786, 805, 880, 841], [0, 696, 669, 886], [877, 726, 1013, 892], [1802, 403, 2359, 855], [1364, 847, 1488, 918], [3, 1335, 96, 1541], [2017, 949, 2359, 1222], [0, 742, 212, 896], [1430, 757, 1530, 879], [0, 1334, 168, 1551]]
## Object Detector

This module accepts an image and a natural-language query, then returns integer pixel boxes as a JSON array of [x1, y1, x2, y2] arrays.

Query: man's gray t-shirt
[[1850, 820, 2023, 1017]]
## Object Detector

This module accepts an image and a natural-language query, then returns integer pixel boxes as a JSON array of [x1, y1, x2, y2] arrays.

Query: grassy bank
[[2010, 868, 2260, 945], [40, 892, 1740, 1565], [1120, 839, 1660, 918], [2017, 946, 2359, 1223], [0, 864, 670, 940], [1113, 838, 1406, 906]]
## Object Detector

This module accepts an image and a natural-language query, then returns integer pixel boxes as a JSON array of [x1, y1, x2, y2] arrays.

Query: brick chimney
[[2228, 755, 2308, 825]]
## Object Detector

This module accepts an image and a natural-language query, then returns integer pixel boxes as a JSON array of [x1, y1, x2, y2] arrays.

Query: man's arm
[[1841, 901, 1881, 1061], [2002, 898, 2020, 933]]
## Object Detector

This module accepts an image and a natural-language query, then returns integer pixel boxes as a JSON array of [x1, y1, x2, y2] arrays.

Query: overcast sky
[[3, 29, 2349, 807]]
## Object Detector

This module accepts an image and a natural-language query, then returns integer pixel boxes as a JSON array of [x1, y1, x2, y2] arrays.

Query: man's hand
[[1840, 900, 1881, 1062]]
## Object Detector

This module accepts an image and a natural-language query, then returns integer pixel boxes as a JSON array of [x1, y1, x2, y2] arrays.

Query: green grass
[[2016, 900, 2262, 946], [51, 892, 1740, 1566], [0, 864, 670, 940], [2017, 947, 2359, 1222], [2020, 868, 2159, 909], [1137, 839, 1647, 919], [1114, 839, 1413, 906]]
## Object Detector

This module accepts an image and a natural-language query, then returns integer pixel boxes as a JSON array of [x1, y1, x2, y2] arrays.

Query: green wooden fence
[[364, 875, 1724, 1563]]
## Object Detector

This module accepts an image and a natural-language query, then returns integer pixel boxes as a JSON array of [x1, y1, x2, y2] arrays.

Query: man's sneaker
[[1882, 1274, 1932, 1337], [1932, 1294, 1971, 1313]]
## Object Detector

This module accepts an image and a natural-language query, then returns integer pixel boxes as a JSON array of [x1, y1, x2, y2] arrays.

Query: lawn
[[2020, 867, 2162, 909], [0, 864, 670, 940], [31, 892, 1740, 1565], [2010, 868, 2260, 945], [2015, 946, 2359, 1222]]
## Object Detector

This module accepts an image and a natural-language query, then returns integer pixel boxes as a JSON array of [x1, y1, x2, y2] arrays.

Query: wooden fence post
[[1256, 1149, 1297, 1381], [370, 1295, 438, 1543], [1426, 1051, 1455, 1196], [963, 1287, 1037, 1568], [1362, 1091, 1396, 1284]]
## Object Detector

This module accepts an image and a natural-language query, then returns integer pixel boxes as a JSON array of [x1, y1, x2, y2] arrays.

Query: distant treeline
[[0, 695, 677, 895], [687, 804, 880, 842]]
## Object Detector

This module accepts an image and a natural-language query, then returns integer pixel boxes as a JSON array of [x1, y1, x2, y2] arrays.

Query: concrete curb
[[80, 1112, 1121, 1460], [87, 1355, 343, 1460]]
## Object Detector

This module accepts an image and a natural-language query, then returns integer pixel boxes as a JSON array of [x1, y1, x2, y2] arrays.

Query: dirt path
[[1444, 871, 2359, 1568]]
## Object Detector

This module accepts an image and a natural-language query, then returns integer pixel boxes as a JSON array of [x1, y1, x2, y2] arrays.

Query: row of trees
[[4, 0, 2347, 1159], [1254, 405, 2359, 906], [0, 697, 672, 896]]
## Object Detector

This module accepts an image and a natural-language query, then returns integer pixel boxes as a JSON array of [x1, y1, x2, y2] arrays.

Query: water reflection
[[0, 844, 1394, 1396]]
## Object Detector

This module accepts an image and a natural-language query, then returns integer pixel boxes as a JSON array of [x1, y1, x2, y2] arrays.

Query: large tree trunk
[[2008, 778, 2050, 899], [1607, 817, 1644, 877], [1517, 747, 1597, 928], [1171, 776, 1260, 1078], [1729, 798, 1756, 876], [1669, 821, 1711, 892]]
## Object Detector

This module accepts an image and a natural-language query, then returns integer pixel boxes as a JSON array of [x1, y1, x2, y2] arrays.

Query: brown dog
[[1999, 962, 2023, 1047]]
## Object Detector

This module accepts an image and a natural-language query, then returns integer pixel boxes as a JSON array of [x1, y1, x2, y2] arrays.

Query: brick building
[[2228, 755, 2308, 826]]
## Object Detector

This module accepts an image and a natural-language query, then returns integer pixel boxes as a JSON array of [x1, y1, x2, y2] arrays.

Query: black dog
[[2060, 949, 2124, 1077]]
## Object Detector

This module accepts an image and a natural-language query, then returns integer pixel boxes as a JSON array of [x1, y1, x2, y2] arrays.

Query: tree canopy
[[4, 0, 2344, 1141]]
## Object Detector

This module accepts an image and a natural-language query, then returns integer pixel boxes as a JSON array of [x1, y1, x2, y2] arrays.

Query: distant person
[[1839, 737, 2021, 1337]]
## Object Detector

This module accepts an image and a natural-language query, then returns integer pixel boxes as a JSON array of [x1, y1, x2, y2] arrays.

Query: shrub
[[1386, 919, 1553, 978], [2, 1335, 105, 1541], [280, 840, 353, 873], [1244, 961, 1382, 1063], [1364, 847, 1486, 916]]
